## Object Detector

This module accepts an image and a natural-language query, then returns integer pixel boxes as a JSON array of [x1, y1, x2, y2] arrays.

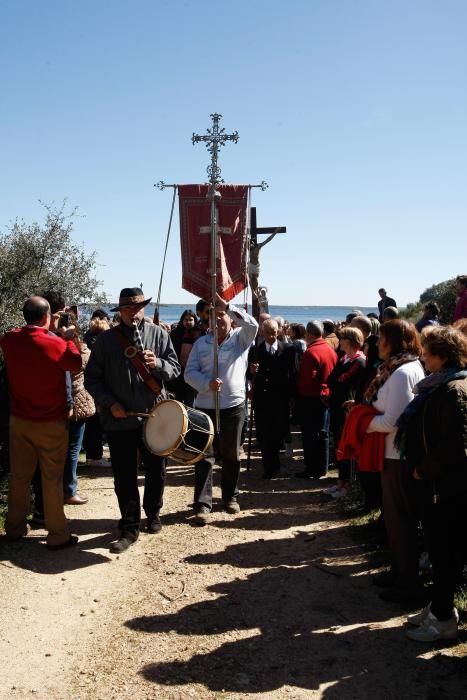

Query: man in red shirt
[[295, 321, 337, 479], [0, 296, 82, 549]]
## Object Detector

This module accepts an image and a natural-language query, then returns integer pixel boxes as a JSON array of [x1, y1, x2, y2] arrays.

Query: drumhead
[[143, 400, 188, 456]]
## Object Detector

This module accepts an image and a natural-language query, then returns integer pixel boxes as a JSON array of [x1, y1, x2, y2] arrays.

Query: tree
[[400, 278, 457, 324], [419, 278, 457, 324], [0, 201, 107, 334]]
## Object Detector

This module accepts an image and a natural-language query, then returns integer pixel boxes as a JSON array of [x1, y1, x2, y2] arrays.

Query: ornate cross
[[192, 113, 239, 187]]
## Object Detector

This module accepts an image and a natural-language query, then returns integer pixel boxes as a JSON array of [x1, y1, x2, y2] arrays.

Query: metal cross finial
[[192, 113, 239, 186]]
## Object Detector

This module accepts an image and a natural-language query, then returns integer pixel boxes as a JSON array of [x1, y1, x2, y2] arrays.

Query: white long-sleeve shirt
[[184, 304, 258, 410], [366, 360, 425, 459]]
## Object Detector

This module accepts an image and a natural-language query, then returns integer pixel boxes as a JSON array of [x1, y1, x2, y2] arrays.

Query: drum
[[142, 399, 214, 465]]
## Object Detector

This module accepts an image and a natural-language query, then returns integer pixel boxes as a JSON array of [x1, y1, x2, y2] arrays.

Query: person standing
[[85, 287, 180, 553], [295, 321, 337, 479], [184, 295, 258, 524], [366, 320, 425, 604], [0, 296, 82, 550], [251, 319, 295, 478], [378, 288, 397, 322], [453, 275, 467, 322]]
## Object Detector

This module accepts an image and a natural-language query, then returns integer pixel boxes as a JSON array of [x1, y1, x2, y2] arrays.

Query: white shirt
[[184, 304, 258, 410], [265, 341, 278, 354], [367, 360, 425, 459]]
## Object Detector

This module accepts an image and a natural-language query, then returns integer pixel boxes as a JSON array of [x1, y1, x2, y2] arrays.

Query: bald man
[[0, 296, 82, 549]]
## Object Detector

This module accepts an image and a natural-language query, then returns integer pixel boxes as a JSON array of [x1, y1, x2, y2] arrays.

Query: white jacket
[[185, 304, 258, 410], [367, 360, 425, 459]]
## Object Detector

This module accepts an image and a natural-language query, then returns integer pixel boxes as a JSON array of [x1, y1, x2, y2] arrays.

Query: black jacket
[[85, 321, 180, 432], [405, 377, 467, 494], [252, 341, 295, 407]]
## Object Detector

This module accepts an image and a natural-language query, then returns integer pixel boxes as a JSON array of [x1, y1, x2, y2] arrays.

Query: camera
[[58, 312, 70, 328]]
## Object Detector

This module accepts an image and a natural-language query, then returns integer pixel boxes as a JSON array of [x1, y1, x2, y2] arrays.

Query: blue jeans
[[63, 420, 86, 497]]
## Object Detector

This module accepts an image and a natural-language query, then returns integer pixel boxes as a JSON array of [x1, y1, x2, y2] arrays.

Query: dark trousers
[[381, 458, 419, 588], [331, 408, 349, 481], [194, 402, 244, 510], [107, 427, 166, 538], [421, 494, 466, 620], [83, 413, 104, 460], [298, 397, 327, 477], [254, 394, 288, 476]]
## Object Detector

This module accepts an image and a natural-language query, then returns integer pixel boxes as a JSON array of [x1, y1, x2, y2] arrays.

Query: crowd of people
[[0, 276, 466, 645]]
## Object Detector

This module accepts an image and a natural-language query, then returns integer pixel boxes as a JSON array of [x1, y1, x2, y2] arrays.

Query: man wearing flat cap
[[85, 287, 180, 553]]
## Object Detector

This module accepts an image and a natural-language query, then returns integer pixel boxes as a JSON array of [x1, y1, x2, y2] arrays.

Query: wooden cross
[[249, 207, 286, 319]]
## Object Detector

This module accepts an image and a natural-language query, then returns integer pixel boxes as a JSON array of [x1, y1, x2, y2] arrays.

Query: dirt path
[[1, 443, 465, 700]]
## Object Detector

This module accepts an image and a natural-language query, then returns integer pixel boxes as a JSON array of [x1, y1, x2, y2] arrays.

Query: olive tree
[[0, 201, 107, 334]]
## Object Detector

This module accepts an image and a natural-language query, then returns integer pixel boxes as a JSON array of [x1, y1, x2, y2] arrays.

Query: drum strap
[[113, 327, 162, 396]]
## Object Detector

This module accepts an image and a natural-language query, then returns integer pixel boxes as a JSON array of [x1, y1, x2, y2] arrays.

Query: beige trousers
[[6, 416, 70, 546]]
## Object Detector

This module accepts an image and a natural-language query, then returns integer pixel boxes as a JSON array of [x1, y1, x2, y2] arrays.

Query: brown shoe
[[64, 495, 88, 505]]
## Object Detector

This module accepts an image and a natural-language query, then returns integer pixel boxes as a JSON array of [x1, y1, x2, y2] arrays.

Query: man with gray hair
[[295, 320, 337, 479], [250, 318, 295, 478]]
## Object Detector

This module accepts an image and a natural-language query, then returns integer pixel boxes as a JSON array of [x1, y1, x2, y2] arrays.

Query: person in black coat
[[397, 326, 467, 642], [251, 319, 296, 478], [378, 288, 397, 322]]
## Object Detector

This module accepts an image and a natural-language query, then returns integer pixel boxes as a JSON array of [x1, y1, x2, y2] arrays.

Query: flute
[[132, 320, 145, 355]]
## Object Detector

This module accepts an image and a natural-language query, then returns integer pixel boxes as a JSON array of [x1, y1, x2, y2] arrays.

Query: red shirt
[[297, 338, 337, 398], [0, 326, 82, 421]]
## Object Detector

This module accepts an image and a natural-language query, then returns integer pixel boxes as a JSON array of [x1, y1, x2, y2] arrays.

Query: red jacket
[[297, 338, 337, 398], [336, 404, 385, 472], [0, 326, 82, 421]]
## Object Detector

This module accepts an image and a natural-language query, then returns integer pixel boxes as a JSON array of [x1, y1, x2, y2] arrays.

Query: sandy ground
[[0, 438, 466, 700]]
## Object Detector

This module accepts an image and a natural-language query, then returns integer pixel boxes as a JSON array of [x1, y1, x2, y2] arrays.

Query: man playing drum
[[85, 287, 180, 553], [184, 295, 258, 525]]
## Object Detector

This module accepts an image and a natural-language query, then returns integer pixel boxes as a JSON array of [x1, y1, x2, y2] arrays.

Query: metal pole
[[209, 187, 221, 434]]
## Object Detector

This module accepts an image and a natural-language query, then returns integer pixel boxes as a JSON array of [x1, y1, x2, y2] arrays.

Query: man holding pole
[[184, 295, 258, 525]]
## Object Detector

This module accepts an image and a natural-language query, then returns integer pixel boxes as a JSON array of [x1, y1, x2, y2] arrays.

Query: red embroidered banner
[[178, 184, 248, 302]]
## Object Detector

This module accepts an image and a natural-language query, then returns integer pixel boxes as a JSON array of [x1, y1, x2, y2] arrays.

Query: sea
[[89, 303, 378, 325]]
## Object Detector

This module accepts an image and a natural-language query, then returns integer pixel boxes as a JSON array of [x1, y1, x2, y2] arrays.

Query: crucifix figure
[[249, 207, 286, 319]]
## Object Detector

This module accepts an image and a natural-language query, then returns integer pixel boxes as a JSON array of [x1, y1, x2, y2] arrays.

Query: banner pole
[[209, 187, 221, 434]]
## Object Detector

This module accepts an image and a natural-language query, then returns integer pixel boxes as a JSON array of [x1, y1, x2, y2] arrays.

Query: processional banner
[[178, 184, 248, 302]]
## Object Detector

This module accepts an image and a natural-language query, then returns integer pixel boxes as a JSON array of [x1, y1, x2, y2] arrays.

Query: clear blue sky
[[1, 0, 466, 306]]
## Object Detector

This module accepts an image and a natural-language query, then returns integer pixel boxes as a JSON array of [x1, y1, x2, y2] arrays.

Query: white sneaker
[[85, 458, 112, 467], [285, 444, 294, 458], [407, 604, 459, 627], [406, 610, 459, 642]]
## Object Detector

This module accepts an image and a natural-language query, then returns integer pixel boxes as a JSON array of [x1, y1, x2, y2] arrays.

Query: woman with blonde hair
[[325, 326, 366, 498]]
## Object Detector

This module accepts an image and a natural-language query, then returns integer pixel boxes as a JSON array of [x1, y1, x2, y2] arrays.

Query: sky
[[0, 0, 466, 307]]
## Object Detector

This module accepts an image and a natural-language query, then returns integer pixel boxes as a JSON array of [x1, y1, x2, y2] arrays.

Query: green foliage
[[419, 278, 457, 324], [0, 201, 108, 335], [400, 278, 458, 325], [399, 302, 423, 322]]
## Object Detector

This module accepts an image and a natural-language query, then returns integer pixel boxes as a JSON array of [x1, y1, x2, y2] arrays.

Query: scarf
[[363, 352, 420, 404], [394, 367, 467, 456]]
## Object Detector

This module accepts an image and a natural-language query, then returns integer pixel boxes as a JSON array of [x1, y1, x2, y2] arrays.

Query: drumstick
[[126, 411, 153, 418]]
